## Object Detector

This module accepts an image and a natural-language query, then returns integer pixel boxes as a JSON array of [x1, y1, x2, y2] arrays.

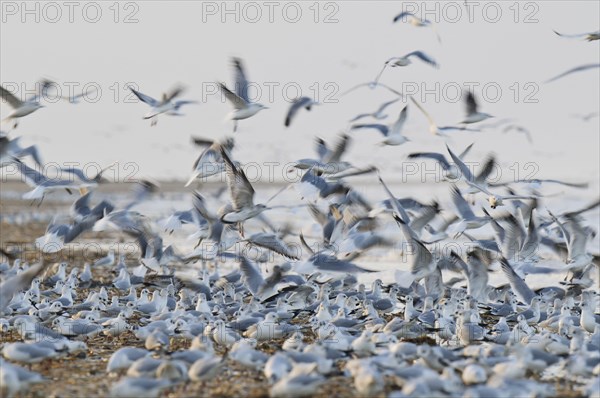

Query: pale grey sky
[[1, 1, 599, 187]]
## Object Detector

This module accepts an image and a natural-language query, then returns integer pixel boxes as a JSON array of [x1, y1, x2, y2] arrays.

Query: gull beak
[[79, 187, 89, 195]]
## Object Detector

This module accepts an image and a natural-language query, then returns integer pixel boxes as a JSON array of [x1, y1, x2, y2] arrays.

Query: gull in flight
[[218, 57, 268, 132], [393, 11, 442, 43], [554, 30, 599, 41], [219, 145, 268, 232], [351, 104, 410, 145], [545, 63, 600, 83], [0, 84, 46, 129], [349, 97, 400, 122], [0, 135, 43, 167], [375, 52, 439, 83], [185, 137, 235, 187], [461, 91, 493, 124], [466, 180, 536, 209], [129, 85, 196, 126], [12, 159, 95, 204], [0, 259, 46, 312], [285, 97, 319, 127], [547, 211, 594, 277], [407, 143, 474, 180]]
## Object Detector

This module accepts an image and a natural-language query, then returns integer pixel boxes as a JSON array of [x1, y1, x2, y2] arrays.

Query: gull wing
[[129, 87, 159, 107], [446, 144, 474, 182], [407, 152, 450, 170], [351, 123, 389, 137], [464, 91, 479, 115], [325, 134, 351, 163], [499, 257, 535, 305], [545, 63, 600, 83], [218, 82, 247, 110], [239, 256, 264, 295], [285, 97, 313, 127], [0, 85, 24, 108], [450, 185, 476, 220], [232, 57, 251, 103], [405, 51, 439, 68], [220, 146, 255, 211]]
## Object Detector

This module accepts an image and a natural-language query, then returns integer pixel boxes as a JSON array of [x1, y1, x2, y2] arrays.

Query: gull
[[462, 153, 497, 194], [185, 136, 235, 186], [245, 232, 300, 260], [110, 377, 171, 398], [60, 162, 116, 189], [375, 52, 439, 83], [445, 145, 533, 208], [554, 30, 600, 41], [188, 356, 224, 381], [129, 85, 195, 126], [451, 251, 489, 303], [269, 369, 325, 398], [547, 211, 594, 276], [449, 185, 491, 234], [219, 146, 268, 228], [0, 135, 42, 167], [393, 11, 442, 42], [0, 84, 45, 128], [545, 63, 600, 83], [393, 214, 436, 280], [466, 182, 536, 209], [349, 97, 400, 122], [285, 96, 319, 127], [265, 353, 293, 382], [238, 256, 288, 299], [407, 143, 474, 180], [12, 159, 93, 203], [502, 124, 533, 143], [0, 260, 46, 312], [0, 359, 43, 397], [93, 249, 115, 267], [499, 257, 536, 305], [292, 134, 354, 174], [461, 91, 493, 124], [393, 11, 432, 26], [2, 342, 58, 363], [351, 104, 410, 145], [218, 57, 268, 132]]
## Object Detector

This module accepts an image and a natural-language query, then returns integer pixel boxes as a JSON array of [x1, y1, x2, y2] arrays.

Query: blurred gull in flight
[[285, 96, 319, 127], [375, 51, 439, 83], [351, 104, 410, 145], [393, 11, 442, 43], [460, 91, 493, 124], [554, 29, 600, 41], [129, 85, 196, 126], [545, 63, 600, 83], [218, 57, 268, 132], [0, 84, 47, 129]]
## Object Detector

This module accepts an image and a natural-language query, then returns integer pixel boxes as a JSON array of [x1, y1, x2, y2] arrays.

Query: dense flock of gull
[[1, 9, 600, 398]]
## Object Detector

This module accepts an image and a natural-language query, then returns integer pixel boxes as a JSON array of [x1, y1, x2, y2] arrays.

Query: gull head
[[488, 195, 502, 209]]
